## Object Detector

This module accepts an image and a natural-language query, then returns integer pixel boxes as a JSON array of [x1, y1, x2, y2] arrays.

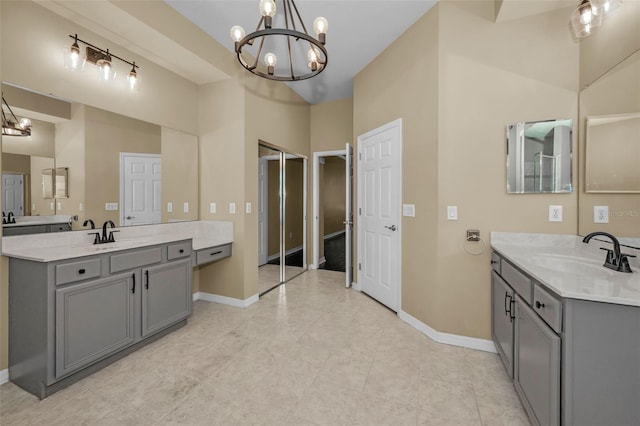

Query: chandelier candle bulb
[[260, 0, 276, 28], [313, 17, 328, 44]]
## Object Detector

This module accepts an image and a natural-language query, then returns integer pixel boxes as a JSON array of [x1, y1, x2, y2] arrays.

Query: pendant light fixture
[[230, 0, 328, 81], [2, 96, 32, 137], [64, 34, 140, 91]]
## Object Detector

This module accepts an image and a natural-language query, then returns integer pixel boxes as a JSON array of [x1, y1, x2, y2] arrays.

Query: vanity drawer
[[56, 258, 102, 285], [168, 242, 192, 260], [110, 247, 162, 273], [533, 284, 562, 333], [196, 244, 232, 266], [491, 252, 501, 274], [501, 260, 532, 304]]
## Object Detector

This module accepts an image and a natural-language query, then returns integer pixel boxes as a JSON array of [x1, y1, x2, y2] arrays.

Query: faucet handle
[[599, 247, 616, 264], [618, 254, 635, 273], [88, 232, 101, 245], [107, 230, 120, 243]]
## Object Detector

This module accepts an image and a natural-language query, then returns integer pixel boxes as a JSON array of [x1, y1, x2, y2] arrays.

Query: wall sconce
[[570, 0, 623, 39], [64, 34, 140, 92]]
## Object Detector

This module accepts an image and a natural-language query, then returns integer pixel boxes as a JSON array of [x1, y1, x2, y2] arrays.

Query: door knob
[[126, 216, 136, 220], [384, 225, 397, 231]]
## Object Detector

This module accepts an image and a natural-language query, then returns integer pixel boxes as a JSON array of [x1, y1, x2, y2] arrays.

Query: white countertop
[[1, 220, 233, 262], [491, 232, 640, 307], [2, 215, 73, 228]]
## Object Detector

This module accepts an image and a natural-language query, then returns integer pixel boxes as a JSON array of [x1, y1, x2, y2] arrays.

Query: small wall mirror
[[506, 119, 573, 193], [41, 167, 69, 199], [585, 113, 640, 193]]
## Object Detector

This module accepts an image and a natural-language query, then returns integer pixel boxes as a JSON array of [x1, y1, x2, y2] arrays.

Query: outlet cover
[[594, 206, 609, 223], [229, 202, 236, 214], [549, 205, 563, 222], [105, 202, 118, 211], [183, 202, 189, 213], [246, 202, 252, 214], [210, 202, 216, 214], [167, 202, 173, 213]]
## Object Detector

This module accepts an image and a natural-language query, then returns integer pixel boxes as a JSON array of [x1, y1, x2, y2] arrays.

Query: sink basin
[[527, 254, 611, 275]]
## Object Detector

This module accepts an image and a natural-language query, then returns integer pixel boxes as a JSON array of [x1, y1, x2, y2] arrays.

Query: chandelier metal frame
[[2, 96, 32, 137], [233, 0, 328, 82]]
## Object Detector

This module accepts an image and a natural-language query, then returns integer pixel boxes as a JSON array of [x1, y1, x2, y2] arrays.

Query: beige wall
[[161, 128, 199, 223], [322, 157, 346, 236], [354, 1, 579, 339]]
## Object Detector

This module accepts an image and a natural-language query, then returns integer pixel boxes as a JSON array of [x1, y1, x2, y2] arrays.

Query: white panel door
[[121, 154, 161, 226], [2, 173, 24, 217], [345, 143, 354, 288], [358, 119, 402, 311]]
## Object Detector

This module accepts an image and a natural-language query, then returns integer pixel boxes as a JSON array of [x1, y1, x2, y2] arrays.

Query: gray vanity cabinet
[[514, 294, 561, 426], [142, 259, 191, 337], [55, 272, 136, 378], [491, 271, 515, 378]]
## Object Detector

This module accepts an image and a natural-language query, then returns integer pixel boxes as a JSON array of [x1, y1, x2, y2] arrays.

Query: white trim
[[198, 292, 259, 308], [357, 118, 403, 312], [0, 369, 8, 385], [351, 281, 361, 291], [312, 149, 347, 269], [324, 229, 345, 240], [192, 292, 200, 302], [398, 310, 497, 353]]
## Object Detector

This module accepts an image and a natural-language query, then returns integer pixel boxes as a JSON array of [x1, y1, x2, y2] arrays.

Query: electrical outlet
[[246, 202, 252, 214], [57, 202, 62, 210], [594, 206, 609, 224], [403, 204, 415, 217], [549, 205, 563, 222], [50, 202, 54, 211], [447, 206, 458, 221], [229, 202, 236, 214], [167, 202, 173, 213], [32, 203, 36, 210], [183, 202, 189, 213], [79, 203, 83, 211], [210, 202, 216, 214]]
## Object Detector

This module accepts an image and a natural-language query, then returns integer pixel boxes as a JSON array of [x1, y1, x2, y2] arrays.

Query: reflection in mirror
[[284, 154, 306, 283], [586, 113, 640, 193], [258, 143, 282, 294], [506, 119, 573, 193], [41, 168, 54, 199], [1, 82, 199, 232]]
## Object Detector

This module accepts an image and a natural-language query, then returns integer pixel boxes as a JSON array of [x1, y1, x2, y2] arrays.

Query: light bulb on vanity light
[[127, 63, 139, 92], [64, 34, 85, 71], [571, 0, 603, 38], [96, 54, 115, 81], [591, 0, 622, 15]]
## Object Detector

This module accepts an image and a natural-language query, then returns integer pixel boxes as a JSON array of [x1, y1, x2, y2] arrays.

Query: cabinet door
[[491, 271, 515, 378], [141, 259, 191, 337], [56, 272, 136, 378], [514, 296, 560, 426]]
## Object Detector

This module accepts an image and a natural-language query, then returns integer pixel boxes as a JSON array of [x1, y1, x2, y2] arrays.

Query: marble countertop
[[491, 232, 640, 307], [1, 220, 233, 262], [2, 215, 73, 228]]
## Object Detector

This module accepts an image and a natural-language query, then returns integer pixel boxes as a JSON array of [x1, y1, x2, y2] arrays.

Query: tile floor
[[0, 269, 529, 425], [257, 264, 305, 295]]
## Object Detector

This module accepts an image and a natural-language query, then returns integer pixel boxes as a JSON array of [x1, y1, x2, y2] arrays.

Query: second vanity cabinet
[[491, 250, 640, 426], [9, 240, 193, 399]]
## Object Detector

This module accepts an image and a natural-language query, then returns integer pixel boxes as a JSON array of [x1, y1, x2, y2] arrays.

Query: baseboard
[[197, 291, 259, 308], [0, 369, 8, 385], [351, 281, 361, 291], [323, 230, 345, 240], [266, 244, 304, 262], [192, 292, 200, 302], [398, 309, 497, 353]]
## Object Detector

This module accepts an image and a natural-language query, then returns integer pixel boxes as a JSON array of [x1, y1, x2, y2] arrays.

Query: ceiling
[[165, 0, 439, 104]]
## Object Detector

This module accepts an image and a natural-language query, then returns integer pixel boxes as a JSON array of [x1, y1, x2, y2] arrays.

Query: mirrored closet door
[[258, 142, 307, 295]]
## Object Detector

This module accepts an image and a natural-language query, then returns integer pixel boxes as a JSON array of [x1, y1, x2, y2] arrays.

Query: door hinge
[[359, 152, 362, 160], [358, 263, 361, 271], [359, 208, 362, 215]]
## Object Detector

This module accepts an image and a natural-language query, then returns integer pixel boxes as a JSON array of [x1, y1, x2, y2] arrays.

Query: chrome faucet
[[101, 220, 118, 243], [582, 232, 635, 273]]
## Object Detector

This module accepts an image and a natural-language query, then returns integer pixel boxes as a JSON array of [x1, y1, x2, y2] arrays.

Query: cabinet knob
[[535, 301, 545, 309], [78, 269, 86, 275], [179, 249, 184, 253]]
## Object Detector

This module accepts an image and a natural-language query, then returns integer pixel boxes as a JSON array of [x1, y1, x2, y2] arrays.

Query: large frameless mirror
[[506, 119, 573, 193]]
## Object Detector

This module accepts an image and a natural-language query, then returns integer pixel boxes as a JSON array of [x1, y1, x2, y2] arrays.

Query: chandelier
[[230, 0, 328, 81], [2, 96, 32, 137]]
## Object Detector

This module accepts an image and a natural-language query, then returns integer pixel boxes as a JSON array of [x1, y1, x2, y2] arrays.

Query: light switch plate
[[549, 205, 563, 222], [167, 202, 173, 213], [79, 203, 83, 211], [183, 202, 189, 213], [447, 206, 458, 221], [229, 202, 236, 214], [57, 202, 62, 210], [105, 203, 118, 211], [594, 206, 609, 223], [210, 202, 216, 214], [246, 202, 252, 214], [403, 204, 415, 217]]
